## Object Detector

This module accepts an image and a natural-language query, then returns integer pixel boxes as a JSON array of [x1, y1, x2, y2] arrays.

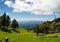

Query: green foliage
[[50, 21, 56, 30], [34, 25, 39, 35], [6, 15, 10, 27], [0, 12, 11, 30], [11, 19, 19, 30], [55, 22, 60, 32], [1, 12, 6, 28], [33, 19, 60, 34], [0, 12, 19, 32], [49, 21, 56, 33], [33, 21, 50, 35]]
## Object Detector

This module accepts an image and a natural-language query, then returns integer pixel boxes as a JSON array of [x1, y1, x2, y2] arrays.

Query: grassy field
[[0, 28, 60, 42]]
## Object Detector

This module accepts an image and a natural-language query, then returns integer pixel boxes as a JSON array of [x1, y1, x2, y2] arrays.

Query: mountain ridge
[[18, 20, 43, 29]]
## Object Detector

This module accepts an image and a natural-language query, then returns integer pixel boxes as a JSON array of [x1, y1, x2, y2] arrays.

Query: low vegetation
[[0, 28, 60, 42]]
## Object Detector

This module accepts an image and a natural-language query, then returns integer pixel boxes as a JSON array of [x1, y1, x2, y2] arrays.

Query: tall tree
[[1, 12, 6, 29], [6, 15, 10, 27], [11, 19, 19, 30], [33, 25, 39, 36], [0, 16, 2, 28], [36, 25, 39, 36]]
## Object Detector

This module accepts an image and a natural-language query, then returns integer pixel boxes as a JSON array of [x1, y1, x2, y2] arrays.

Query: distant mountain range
[[18, 21, 43, 29]]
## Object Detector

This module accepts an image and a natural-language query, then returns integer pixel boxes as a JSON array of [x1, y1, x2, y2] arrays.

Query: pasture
[[0, 28, 60, 42]]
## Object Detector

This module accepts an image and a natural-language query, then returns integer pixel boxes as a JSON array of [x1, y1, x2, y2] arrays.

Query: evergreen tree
[[0, 16, 2, 28], [33, 25, 39, 36], [36, 25, 39, 36], [1, 12, 6, 29], [6, 15, 10, 27], [11, 19, 19, 30]]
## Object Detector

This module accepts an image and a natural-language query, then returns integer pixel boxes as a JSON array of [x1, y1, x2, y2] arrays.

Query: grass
[[0, 28, 60, 42]]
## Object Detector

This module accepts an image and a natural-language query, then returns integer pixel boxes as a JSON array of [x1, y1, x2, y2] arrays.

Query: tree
[[1, 12, 6, 29], [11, 19, 19, 30], [33, 21, 50, 35], [55, 22, 60, 32], [50, 21, 56, 33], [35, 25, 39, 36], [6, 15, 10, 27], [0, 16, 2, 28], [39, 22, 49, 34]]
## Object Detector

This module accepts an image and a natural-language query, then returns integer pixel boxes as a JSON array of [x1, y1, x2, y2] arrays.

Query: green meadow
[[0, 28, 60, 42]]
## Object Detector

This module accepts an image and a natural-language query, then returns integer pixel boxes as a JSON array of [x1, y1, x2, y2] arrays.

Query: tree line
[[0, 12, 19, 31], [33, 18, 60, 35]]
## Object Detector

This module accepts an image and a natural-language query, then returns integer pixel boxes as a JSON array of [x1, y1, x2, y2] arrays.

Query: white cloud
[[6, 12, 9, 15], [5, 0, 13, 7], [4, 0, 60, 15]]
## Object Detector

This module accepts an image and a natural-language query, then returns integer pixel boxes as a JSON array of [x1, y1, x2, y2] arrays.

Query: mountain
[[18, 18, 60, 29], [18, 21, 43, 29]]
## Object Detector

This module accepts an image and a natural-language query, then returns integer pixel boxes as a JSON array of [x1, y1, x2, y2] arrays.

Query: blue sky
[[0, 0, 60, 21]]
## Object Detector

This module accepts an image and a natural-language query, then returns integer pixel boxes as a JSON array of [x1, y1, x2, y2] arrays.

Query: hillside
[[0, 28, 60, 42], [19, 18, 60, 29], [0, 13, 60, 42]]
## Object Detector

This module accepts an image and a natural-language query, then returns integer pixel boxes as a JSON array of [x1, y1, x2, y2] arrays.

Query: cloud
[[4, 0, 13, 7], [6, 12, 9, 15], [4, 0, 60, 15]]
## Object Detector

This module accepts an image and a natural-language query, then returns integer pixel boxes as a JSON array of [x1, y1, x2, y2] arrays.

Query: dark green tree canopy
[[11, 19, 19, 30], [6, 15, 10, 27], [0, 12, 10, 30], [33, 17, 60, 35], [1, 12, 6, 27]]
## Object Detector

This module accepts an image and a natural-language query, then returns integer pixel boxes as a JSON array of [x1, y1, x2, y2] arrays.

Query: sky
[[0, 0, 60, 21]]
